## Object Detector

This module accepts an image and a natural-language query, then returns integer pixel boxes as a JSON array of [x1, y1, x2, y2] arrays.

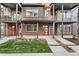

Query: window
[[1, 23, 5, 35], [45, 10, 49, 16], [60, 11, 71, 21], [13, 13, 21, 20], [27, 24, 33, 31], [66, 11, 71, 18], [1, 8, 4, 17], [34, 24, 37, 31], [26, 9, 38, 17], [60, 25, 71, 34], [26, 24, 37, 32]]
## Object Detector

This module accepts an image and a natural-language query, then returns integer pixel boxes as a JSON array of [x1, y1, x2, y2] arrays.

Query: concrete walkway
[[50, 46, 70, 56], [68, 46, 79, 56], [0, 53, 54, 56], [54, 36, 75, 45], [46, 36, 59, 45], [0, 36, 16, 44]]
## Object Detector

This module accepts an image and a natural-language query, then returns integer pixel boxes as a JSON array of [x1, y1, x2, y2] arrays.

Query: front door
[[42, 25, 49, 35], [6, 23, 16, 36]]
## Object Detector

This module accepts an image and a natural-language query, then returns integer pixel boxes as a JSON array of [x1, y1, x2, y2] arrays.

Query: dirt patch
[[65, 38, 79, 45], [54, 39, 75, 53]]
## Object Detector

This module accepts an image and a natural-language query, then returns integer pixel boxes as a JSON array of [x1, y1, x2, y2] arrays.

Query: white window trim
[[26, 9, 38, 17], [26, 24, 38, 32]]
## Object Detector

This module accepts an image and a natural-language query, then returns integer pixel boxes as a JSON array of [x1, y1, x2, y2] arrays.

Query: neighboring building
[[55, 6, 78, 36], [0, 3, 79, 37]]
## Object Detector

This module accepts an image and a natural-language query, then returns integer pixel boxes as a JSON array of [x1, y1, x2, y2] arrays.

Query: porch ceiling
[[2, 3, 79, 11], [51, 3, 79, 10], [55, 21, 76, 24], [2, 3, 21, 11]]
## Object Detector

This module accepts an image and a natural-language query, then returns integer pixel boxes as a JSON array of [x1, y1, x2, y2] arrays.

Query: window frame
[[60, 25, 71, 34], [26, 9, 38, 17], [26, 24, 38, 32]]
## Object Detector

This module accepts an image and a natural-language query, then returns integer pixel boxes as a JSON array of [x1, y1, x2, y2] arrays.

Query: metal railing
[[1, 15, 21, 22], [56, 18, 76, 22], [22, 16, 54, 21]]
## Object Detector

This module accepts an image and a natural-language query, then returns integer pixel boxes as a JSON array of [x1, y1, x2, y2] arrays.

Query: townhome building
[[0, 3, 79, 38]]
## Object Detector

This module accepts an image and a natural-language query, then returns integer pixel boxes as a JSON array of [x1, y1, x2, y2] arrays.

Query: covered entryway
[[5, 23, 16, 36], [21, 22, 50, 35]]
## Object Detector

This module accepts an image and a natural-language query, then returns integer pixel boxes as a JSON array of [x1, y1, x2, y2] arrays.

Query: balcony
[[1, 15, 21, 23], [56, 18, 76, 24], [1, 16, 54, 23], [22, 16, 53, 23], [1, 16, 12, 22]]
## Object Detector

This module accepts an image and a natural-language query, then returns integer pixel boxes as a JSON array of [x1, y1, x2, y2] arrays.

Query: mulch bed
[[54, 39, 75, 53], [65, 38, 79, 45]]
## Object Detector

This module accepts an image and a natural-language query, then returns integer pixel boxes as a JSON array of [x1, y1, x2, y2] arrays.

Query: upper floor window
[[1, 8, 4, 17], [1, 5, 11, 17], [60, 11, 71, 19], [45, 10, 49, 16], [26, 9, 38, 17], [13, 13, 21, 20]]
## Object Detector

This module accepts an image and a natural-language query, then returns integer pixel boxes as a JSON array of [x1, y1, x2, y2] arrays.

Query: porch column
[[21, 23, 23, 36], [37, 22, 38, 38], [0, 4, 1, 39], [61, 5, 64, 38], [77, 7, 79, 38], [52, 4, 55, 38], [16, 4, 18, 36], [4, 23, 6, 36]]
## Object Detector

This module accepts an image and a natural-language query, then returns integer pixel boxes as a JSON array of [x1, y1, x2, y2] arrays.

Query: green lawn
[[0, 39, 52, 53]]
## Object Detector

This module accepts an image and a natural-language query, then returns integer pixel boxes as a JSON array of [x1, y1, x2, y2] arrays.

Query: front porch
[[3, 22, 54, 36]]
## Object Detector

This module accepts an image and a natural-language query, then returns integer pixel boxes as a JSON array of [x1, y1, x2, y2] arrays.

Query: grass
[[0, 39, 52, 53]]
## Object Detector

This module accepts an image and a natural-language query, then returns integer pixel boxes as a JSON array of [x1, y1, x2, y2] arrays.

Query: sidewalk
[[0, 53, 54, 56], [0, 36, 16, 44], [50, 46, 70, 56], [68, 46, 79, 56], [54, 36, 75, 45], [46, 36, 59, 45]]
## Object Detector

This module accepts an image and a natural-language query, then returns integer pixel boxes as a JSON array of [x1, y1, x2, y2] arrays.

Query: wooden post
[[61, 5, 64, 38], [77, 7, 79, 38], [0, 4, 1, 39], [52, 4, 55, 38], [37, 22, 38, 39], [16, 4, 18, 36]]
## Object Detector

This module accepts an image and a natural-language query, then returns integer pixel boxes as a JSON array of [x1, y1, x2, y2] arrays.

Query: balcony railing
[[56, 18, 76, 22], [1, 16, 12, 22], [1, 16, 54, 23], [1, 15, 21, 22], [22, 16, 54, 22]]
